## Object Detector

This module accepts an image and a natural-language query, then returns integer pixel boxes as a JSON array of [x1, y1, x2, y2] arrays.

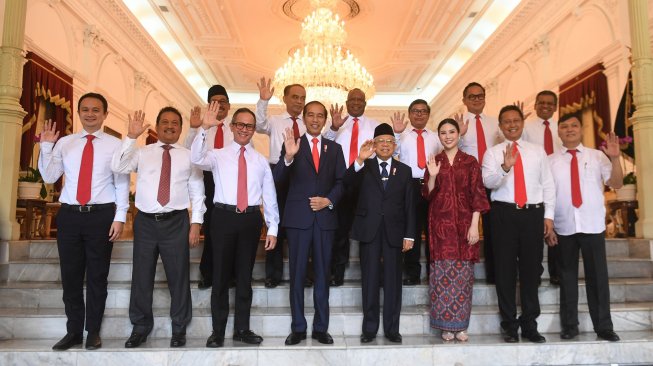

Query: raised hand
[[202, 101, 220, 129], [39, 119, 60, 143], [390, 111, 407, 133], [329, 103, 348, 131], [601, 132, 621, 159], [426, 154, 440, 177], [454, 113, 469, 136], [513, 100, 532, 120], [257, 77, 274, 101], [189, 106, 202, 128], [502, 143, 517, 171], [357, 139, 374, 163], [127, 110, 149, 139], [282, 127, 300, 161]]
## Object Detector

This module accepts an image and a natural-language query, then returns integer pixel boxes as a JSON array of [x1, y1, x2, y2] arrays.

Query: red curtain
[[559, 63, 611, 148], [19, 52, 73, 169]]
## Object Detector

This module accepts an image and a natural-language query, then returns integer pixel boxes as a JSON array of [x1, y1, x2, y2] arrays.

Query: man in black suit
[[273, 101, 346, 345], [344, 123, 415, 343]]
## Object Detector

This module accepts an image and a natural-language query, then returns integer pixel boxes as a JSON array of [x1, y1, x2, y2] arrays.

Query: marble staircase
[[0, 238, 652, 365]]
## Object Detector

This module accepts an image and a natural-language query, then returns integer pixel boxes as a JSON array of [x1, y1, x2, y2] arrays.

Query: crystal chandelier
[[273, 0, 375, 104]]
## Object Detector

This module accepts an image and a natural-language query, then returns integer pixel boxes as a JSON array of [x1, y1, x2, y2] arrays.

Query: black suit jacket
[[273, 135, 346, 230], [344, 158, 416, 247]]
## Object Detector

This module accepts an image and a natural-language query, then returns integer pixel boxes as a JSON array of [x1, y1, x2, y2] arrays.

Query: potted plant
[[17, 167, 47, 200], [616, 171, 637, 201]]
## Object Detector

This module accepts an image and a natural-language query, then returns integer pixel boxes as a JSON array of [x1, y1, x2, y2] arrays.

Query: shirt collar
[[155, 141, 182, 149], [81, 129, 104, 138], [305, 134, 322, 143], [283, 111, 302, 122], [377, 156, 392, 166], [227, 140, 252, 153]]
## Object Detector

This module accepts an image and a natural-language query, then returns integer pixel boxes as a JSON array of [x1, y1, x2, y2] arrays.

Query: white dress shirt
[[111, 138, 206, 223], [190, 132, 279, 236], [482, 138, 555, 219], [39, 130, 130, 222], [255, 99, 307, 164], [549, 144, 612, 235], [522, 117, 563, 154], [396, 128, 443, 178], [323, 115, 380, 165], [459, 112, 503, 162], [183, 116, 233, 149]]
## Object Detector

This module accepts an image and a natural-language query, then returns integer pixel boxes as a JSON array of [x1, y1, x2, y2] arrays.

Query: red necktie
[[291, 116, 300, 140], [157, 144, 172, 206], [415, 129, 426, 169], [76, 135, 95, 205], [349, 117, 359, 166], [543, 120, 553, 155], [237, 146, 248, 212], [214, 123, 224, 149], [568, 149, 582, 208], [312, 137, 320, 173], [475, 114, 487, 163], [513, 142, 527, 207]]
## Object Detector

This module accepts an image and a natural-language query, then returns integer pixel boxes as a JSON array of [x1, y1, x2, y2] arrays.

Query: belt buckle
[[515, 203, 524, 210], [154, 213, 166, 221], [79, 205, 91, 213], [235, 207, 243, 214]]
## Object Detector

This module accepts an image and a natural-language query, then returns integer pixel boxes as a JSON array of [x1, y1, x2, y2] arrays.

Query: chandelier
[[273, 0, 375, 104]]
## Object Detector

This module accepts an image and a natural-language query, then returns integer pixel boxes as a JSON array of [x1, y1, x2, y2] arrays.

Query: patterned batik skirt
[[429, 260, 475, 331]]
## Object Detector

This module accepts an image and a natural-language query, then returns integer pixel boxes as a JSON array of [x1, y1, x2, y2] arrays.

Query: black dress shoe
[[52, 333, 83, 351], [125, 332, 148, 348], [550, 276, 561, 286], [304, 278, 314, 288], [233, 329, 263, 344], [198, 278, 212, 289], [285, 332, 307, 345], [402, 278, 419, 286], [385, 333, 402, 343], [596, 330, 620, 342], [170, 333, 186, 347], [560, 326, 579, 340], [503, 331, 519, 343], [206, 332, 224, 348], [360, 333, 376, 343], [522, 330, 546, 343], [264, 278, 280, 288], [329, 279, 343, 287], [85, 332, 102, 350], [312, 331, 334, 344]]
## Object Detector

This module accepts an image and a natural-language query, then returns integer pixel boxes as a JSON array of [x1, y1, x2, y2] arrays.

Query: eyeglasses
[[410, 108, 429, 115], [374, 138, 395, 144], [466, 93, 485, 101], [232, 122, 256, 131]]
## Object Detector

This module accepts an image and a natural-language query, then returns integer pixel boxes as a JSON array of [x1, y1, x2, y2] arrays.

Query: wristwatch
[[328, 202, 334, 210]]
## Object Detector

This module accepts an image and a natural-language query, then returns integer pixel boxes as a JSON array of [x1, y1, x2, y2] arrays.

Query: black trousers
[[403, 178, 429, 281], [361, 226, 402, 336], [56, 205, 114, 334], [200, 171, 215, 282], [547, 240, 560, 280], [129, 211, 192, 335], [482, 189, 495, 282], [331, 187, 357, 281], [491, 202, 544, 333], [210, 207, 262, 336], [558, 232, 613, 332], [265, 163, 287, 282]]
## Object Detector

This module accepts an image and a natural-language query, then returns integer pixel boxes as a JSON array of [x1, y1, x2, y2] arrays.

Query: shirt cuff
[[404, 237, 414, 241]]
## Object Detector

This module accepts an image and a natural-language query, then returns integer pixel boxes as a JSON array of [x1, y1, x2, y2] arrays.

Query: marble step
[[1, 278, 652, 309], [2, 256, 651, 283], [0, 302, 651, 340], [1, 331, 653, 366]]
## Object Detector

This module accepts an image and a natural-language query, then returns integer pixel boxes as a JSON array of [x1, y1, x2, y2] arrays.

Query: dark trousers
[[547, 241, 560, 280], [403, 178, 429, 281], [331, 187, 357, 281], [56, 205, 114, 334], [286, 224, 333, 333], [210, 207, 262, 336], [265, 163, 287, 282], [361, 226, 402, 336], [129, 211, 192, 335], [491, 202, 544, 333], [558, 232, 613, 332], [200, 171, 215, 282], [482, 189, 495, 282]]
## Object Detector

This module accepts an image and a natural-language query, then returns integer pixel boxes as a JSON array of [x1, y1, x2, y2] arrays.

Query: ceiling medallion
[[282, 0, 360, 21]]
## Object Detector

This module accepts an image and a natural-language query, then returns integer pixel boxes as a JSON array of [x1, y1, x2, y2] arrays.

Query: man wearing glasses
[[391, 99, 443, 285], [458, 82, 503, 285], [190, 104, 279, 348]]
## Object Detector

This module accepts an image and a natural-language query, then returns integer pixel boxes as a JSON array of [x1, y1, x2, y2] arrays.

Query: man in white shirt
[[111, 107, 206, 349], [39, 92, 130, 351], [392, 99, 442, 285], [458, 82, 503, 285], [522, 90, 564, 285], [184, 85, 232, 290], [191, 104, 279, 348], [256, 78, 307, 288], [547, 113, 622, 342], [482, 105, 555, 344]]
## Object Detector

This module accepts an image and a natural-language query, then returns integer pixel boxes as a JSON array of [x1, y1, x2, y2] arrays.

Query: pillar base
[[0, 219, 20, 241]]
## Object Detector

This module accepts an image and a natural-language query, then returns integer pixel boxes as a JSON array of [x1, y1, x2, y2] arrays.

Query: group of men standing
[[38, 77, 622, 350]]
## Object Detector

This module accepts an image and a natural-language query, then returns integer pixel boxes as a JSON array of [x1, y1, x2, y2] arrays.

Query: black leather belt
[[413, 178, 425, 185], [138, 209, 186, 222], [214, 202, 259, 214], [493, 201, 543, 210], [61, 203, 115, 213]]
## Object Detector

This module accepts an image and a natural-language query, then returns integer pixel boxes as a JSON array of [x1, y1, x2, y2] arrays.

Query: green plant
[[18, 167, 43, 183], [623, 172, 636, 185]]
